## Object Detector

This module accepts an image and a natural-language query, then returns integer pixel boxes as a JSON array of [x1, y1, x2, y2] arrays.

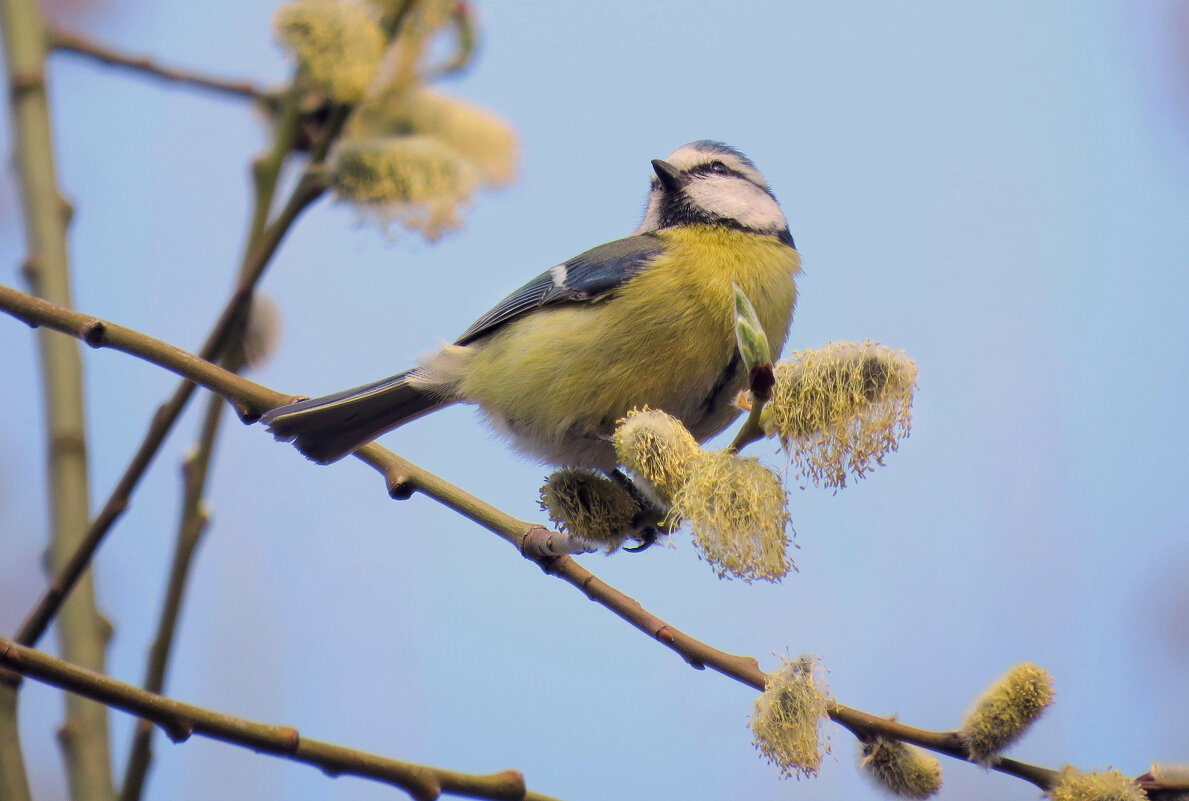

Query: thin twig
[[0, 637, 563, 801], [120, 83, 306, 799], [48, 27, 270, 103], [0, 680, 29, 801], [2, 0, 115, 798], [119, 392, 226, 801], [0, 288, 1073, 793], [727, 395, 768, 453]]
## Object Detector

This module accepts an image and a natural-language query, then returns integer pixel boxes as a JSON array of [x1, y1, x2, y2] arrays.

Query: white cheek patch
[[685, 177, 787, 232]]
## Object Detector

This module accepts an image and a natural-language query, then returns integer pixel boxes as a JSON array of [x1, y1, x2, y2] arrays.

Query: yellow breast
[[460, 226, 801, 465]]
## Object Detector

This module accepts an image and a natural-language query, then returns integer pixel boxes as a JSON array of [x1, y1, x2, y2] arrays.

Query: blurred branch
[[0, 286, 1081, 794], [1, 1, 114, 799], [119, 82, 303, 801], [48, 27, 270, 103], [11, 165, 325, 652], [119, 392, 225, 801], [13, 0, 422, 654], [0, 637, 564, 801], [13, 0, 429, 659], [0, 673, 29, 801]]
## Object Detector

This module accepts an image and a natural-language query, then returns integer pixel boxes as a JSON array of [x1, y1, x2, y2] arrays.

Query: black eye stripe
[[688, 162, 741, 178]]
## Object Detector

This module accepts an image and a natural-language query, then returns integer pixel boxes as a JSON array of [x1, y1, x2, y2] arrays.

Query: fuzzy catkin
[[750, 656, 830, 778], [274, 0, 386, 103], [539, 469, 639, 552], [859, 737, 943, 799], [349, 88, 518, 187], [613, 408, 702, 505], [672, 451, 792, 583], [1049, 768, 1148, 801], [330, 136, 478, 239], [961, 663, 1054, 764], [767, 341, 917, 488]]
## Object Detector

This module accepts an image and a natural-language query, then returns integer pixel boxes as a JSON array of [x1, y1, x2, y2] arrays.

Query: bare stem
[[0, 638, 563, 801], [118, 86, 308, 798], [1, 1, 114, 798], [48, 27, 269, 103], [0, 682, 30, 801], [119, 392, 226, 801], [727, 395, 768, 453]]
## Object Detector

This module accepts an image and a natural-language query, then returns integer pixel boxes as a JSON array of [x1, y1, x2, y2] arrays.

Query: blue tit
[[263, 140, 802, 470]]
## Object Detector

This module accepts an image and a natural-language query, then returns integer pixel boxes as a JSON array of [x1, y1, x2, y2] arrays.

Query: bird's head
[[635, 141, 793, 247]]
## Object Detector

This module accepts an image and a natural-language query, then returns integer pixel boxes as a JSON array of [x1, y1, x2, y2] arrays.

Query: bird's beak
[[651, 159, 683, 192]]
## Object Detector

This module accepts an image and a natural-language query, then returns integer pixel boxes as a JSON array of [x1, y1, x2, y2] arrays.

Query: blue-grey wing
[[455, 233, 666, 345]]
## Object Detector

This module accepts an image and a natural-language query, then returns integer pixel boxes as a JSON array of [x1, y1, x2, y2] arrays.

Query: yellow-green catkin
[[1049, 768, 1148, 801], [766, 341, 917, 488], [274, 0, 386, 104], [672, 450, 791, 582], [859, 737, 943, 799], [349, 88, 519, 187], [613, 408, 702, 505], [750, 656, 831, 779], [539, 469, 640, 552], [330, 136, 478, 239], [961, 663, 1055, 765]]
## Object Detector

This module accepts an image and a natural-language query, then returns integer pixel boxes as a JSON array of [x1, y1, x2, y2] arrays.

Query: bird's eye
[[710, 161, 730, 174]]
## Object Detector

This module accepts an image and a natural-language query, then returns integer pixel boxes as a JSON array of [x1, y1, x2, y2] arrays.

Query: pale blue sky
[[2, 2, 1187, 800]]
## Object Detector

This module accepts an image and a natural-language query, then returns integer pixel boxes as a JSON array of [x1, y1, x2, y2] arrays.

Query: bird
[[262, 140, 802, 472]]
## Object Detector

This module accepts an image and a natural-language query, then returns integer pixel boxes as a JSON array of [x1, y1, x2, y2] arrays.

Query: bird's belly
[[458, 306, 742, 470]]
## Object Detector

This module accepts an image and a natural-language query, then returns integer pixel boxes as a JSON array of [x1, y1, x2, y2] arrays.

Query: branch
[[0, 287, 1071, 793], [119, 84, 308, 800], [0, 678, 28, 801], [48, 27, 269, 103], [2, 0, 114, 798], [0, 283, 286, 415], [119, 392, 225, 801], [0, 638, 563, 801]]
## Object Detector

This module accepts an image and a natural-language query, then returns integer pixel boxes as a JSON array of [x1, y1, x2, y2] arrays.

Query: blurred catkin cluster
[[273, 0, 517, 239], [1049, 768, 1148, 801]]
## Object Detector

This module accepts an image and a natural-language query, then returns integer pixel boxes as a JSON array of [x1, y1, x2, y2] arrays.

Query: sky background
[[2, 1, 1188, 800]]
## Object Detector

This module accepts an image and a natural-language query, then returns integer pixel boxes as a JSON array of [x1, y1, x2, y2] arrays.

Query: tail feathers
[[262, 369, 450, 464]]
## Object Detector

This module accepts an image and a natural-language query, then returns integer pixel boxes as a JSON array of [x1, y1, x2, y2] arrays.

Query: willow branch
[[0, 638, 562, 801], [1, 1, 115, 798], [117, 82, 307, 799], [0, 678, 29, 801], [119, 392, 226, 801], [0, 286, 1077, 792], [48, 27, 269, 103]]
